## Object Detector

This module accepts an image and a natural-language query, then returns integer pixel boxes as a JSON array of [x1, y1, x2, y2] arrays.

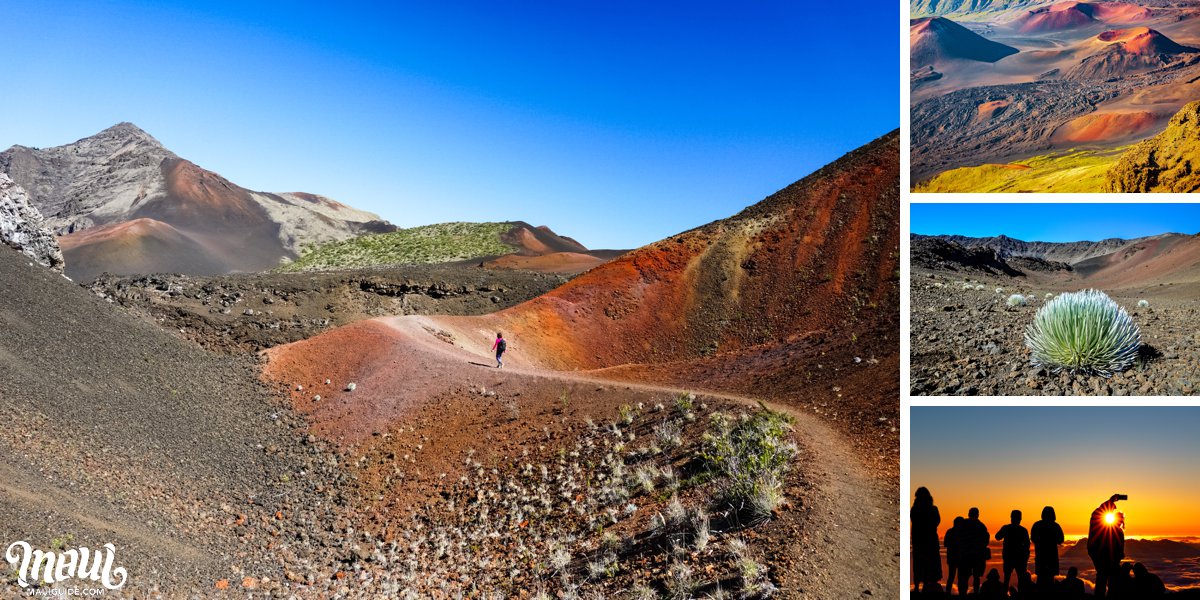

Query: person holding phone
[[1088, 494, 1128, 599]]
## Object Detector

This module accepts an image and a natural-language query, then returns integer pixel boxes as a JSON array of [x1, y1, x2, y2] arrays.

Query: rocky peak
[[0, 122, 178, 233]]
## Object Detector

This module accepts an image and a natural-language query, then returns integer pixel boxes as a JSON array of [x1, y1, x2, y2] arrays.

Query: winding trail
[[268, 314, 896, 598]]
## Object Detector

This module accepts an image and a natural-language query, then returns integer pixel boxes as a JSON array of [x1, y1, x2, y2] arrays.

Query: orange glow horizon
[[912, 407, 1200, 541]]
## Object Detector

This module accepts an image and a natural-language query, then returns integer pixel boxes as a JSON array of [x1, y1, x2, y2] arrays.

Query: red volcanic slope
[[57, 218, 230, 277], [1051, 111, 1159, 143], [912, 17, 1020, 67], [264, 131, 899, 455], [501, 222, 589, 255], [1097, 27, 1196, 54], [1014, 2, 1152, 33], [1072, 234, 1200, 287], [58, 159, 289, 279], [452, 131, 901, 373]]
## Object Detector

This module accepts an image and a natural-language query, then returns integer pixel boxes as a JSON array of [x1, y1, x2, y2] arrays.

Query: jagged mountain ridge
[[912, 232, 1177, 264], [911, 0, 1052, 17], [0, 123, 395, 280]]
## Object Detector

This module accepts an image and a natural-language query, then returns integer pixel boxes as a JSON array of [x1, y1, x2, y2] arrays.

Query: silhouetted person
[[1088, 495, 1127, 599], [1059, 566, 1085, 599], [1112, 561, 1135, 599], [944, 516, 964, 595], [979, 568, 1006, 600], [914, 581, 947, 600], [911, 487, 942, 593], [1012, 570, 1035, 600], [959, 507, 991, 596], [1030, 505, 1065, 590], [1132, 562, 1166, 596], [996, 509, 1030, 588]]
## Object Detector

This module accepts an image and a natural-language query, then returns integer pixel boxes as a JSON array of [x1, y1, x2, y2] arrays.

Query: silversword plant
[[1024, 289, 1141, 376]]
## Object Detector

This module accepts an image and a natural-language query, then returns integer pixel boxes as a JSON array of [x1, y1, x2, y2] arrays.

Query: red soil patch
[[976, 100, 1012, 121], [57, 217, 232, 279], [483, 251, 612, 274], [1051, 110, 1159, 143], [57, 218, 184, 250]]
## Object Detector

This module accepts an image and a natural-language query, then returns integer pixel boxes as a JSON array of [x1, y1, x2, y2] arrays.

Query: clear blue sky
[[912, 203, 1200, 242], [1, 2, 899, 250]]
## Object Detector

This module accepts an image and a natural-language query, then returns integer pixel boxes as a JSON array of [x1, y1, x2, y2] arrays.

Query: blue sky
[[911, 203, 1200, 242], [1, 2, 899, 250]]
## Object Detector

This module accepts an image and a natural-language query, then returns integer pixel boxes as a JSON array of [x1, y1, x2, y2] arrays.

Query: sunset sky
[[911, 407, 1200, 539]]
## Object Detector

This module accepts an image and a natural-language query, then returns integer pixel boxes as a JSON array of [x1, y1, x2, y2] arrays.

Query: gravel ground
[[910, 270, 1200, 396], [0, 246, 359, 596]]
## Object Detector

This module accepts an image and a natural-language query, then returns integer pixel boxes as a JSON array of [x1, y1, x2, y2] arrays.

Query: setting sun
[[1105, 511, 1118, 525]]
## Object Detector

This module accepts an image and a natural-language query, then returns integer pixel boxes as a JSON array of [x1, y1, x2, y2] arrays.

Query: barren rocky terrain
[[1, 130, 900, 598], [87, 264, 570, 353], [909, 0, 1200, 189], [910, 234, 1200, 396]]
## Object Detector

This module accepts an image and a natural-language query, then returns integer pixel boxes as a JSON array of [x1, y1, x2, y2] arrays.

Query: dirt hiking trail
[[265, 314, 897, 598]]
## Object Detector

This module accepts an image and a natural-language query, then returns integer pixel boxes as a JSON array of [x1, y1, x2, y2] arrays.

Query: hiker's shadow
[[468, 361, 496, 368]]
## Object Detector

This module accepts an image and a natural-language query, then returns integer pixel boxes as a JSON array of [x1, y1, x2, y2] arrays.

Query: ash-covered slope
[[911, 17, 1020, 67], [0, 245, 343, 592], [0, 123, 394, 280]]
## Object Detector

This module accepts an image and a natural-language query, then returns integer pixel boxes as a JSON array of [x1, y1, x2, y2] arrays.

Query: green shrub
[[1006, 294, 1026, 307], [276, 222, 515, 271], [701, 406, 796, 522], [1024, 289, 1141, 376]]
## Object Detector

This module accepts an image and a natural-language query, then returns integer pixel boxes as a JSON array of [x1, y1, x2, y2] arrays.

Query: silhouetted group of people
[[912, 489, 1168, 598]]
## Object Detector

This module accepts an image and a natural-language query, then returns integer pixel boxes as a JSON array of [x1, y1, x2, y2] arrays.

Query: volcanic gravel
[[910, 270, 1200, 396], [0, 247, 358, 596]]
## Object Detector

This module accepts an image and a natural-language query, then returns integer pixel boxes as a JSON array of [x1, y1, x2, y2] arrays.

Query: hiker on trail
[[995, 509, 1030, 589], [492, 332, 507, 368], [1030, 505, 1065, 590], [910, 487, 942, 593], [1088, 494, 1127, 599]]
